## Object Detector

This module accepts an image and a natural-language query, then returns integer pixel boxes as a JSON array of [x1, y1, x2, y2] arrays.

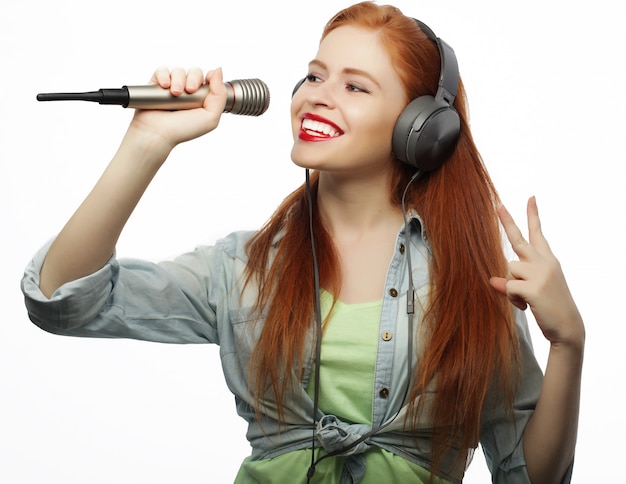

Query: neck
[[316, 168, 403, 237]]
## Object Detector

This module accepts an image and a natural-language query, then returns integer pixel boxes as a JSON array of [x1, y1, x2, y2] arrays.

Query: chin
[[290, 155, 320, 171], [290, 145, 317, 170]]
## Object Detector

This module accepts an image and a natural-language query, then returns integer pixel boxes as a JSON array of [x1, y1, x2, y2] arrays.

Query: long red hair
[[245, 1, 519, 478]]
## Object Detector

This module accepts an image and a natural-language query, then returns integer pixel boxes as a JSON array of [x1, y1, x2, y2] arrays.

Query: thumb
[[203, 67, 228, 113]]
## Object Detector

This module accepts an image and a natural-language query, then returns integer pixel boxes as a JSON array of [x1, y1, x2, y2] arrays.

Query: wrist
[[549, 319, 585, 355], [121, 121, 174, 170]]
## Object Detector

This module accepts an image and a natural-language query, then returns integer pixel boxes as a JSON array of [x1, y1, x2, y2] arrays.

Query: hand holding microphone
[[37, 67, 270, 151]]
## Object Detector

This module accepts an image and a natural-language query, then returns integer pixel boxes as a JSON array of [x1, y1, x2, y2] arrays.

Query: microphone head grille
[[226, 78, 270, 116]]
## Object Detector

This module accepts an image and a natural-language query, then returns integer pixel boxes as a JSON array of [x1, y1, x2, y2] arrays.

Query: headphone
[[293, 18, 460, 172]]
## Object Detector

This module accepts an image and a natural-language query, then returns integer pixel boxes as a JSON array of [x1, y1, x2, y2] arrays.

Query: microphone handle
[[126, 85, 208, 110]]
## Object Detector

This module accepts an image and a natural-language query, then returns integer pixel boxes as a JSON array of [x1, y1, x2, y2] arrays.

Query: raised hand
[[490, 197, 584, 347], [129, 67, 228, 151]]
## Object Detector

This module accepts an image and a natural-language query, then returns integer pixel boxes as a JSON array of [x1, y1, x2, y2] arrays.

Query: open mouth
[[301, 118, 343, 138], [299, 113, 344, 141]]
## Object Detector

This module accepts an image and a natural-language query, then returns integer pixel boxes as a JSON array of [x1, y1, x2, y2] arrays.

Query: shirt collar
[[403, 208, 431, 252]]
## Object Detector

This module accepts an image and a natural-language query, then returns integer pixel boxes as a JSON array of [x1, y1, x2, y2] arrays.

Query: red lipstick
[[299, 112, 344, 142]]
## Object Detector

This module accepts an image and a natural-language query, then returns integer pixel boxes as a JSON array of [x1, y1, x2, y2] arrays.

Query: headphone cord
[[305, 170, 324, 481], [402, 170, 423, 316], [305, 170, 422, 482]]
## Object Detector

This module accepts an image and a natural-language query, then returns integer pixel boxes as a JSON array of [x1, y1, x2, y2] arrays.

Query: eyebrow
[[308, 59, 381, 88]]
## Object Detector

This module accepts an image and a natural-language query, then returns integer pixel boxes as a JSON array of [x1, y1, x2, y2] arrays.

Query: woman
[[22, 2, 583, 483]]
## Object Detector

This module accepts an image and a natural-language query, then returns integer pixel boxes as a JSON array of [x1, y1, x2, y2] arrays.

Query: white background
[[1, 1, 623, 482]]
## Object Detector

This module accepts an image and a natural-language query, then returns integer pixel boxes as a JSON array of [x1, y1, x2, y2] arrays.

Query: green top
[[235, 291, 450, 483]]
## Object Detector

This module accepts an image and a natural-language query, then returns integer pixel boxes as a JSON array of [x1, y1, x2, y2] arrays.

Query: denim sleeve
[[479, 309, 574, 483], [21, 238, 225, 344]]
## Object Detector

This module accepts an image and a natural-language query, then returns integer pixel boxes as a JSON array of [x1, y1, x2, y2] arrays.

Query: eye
[[346, 83, 370, 94], [305, 74, 322, 83]]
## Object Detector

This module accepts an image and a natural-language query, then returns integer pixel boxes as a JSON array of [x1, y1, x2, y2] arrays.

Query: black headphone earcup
[[392, 96, 460, 172], [292, 78, 306, 98]]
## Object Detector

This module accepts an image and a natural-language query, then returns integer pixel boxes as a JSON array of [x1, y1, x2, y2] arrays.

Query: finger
[[489, 277, 528, 310], [206, 67, 225, 91], [185, 67, 205, 93], [507, 260, 531, 280], [150, 66, 172, 88], [489, 276, 507, 296], [497, 204, 530, 256], [203, 67, 227, 111], [526, 196, 553, 253], [169, 67, 187, 96], [503, 279, 529, 310]]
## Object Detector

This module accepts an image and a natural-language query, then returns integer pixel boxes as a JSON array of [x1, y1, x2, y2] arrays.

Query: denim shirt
[[21, 216, 572, 484]]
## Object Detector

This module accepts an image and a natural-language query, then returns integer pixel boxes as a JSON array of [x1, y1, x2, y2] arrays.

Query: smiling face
[[290, 25, 408, 177]]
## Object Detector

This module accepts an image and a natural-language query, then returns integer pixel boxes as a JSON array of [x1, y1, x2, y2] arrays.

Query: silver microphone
[[36, 78, 270, 116]]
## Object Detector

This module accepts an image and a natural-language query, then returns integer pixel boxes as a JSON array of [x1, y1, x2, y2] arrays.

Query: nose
[[299, 79, 337, 109]]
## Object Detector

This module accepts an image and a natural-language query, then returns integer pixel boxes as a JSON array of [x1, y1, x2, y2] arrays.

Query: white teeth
[[302, 118, 341, 137]]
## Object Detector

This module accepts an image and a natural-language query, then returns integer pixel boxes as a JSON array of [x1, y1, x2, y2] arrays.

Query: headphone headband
[[413, 19, 458, 105]]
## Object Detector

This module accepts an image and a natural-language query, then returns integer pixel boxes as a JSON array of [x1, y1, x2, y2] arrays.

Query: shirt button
[[389, 288, 398, 297], [379, 388, 390, 398], [399, 244, 405, 254], [382, 331, 393, 341]]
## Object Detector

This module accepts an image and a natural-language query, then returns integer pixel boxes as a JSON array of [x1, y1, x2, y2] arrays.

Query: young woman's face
[[290, 25, 408, 176]]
